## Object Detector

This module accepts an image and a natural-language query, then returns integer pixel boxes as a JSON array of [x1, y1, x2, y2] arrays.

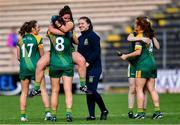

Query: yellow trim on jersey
[[66, 21, 74, 27], [72, 32, 79, 44], [135, 45, 142, 50], [136, 70, 142, 78], [38, 44, 44, 49], [47, 31, 51, 35], [32, 34, 42, 44], [17, 37, 23, 47], [137, 33, 143, 37]]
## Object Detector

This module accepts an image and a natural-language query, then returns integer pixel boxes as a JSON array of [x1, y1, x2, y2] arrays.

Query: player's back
[[135, 35, 156, 70], [18, 33, 41, 73], [48, 32, 73, 70]]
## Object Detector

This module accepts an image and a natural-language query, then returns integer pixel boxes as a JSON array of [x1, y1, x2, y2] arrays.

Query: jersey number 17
[[21, 43, 34, 57]]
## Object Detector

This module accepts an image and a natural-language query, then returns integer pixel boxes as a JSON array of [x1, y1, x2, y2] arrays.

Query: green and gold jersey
[[135, 33, 157, 78], [128, 32, 143, 65], [128, 32, 157, 78], [17, 33, 43, 76], [47, 31, 73, 70], [135, 35, 156, 64]]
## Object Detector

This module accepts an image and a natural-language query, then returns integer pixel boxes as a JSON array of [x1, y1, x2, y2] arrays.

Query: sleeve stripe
[[135, 45, 142, 50], [38, 44, 44, 48]]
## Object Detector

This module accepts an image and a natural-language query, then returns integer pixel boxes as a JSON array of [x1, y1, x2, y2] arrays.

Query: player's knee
[[40, 86, 46, 92], [51, 88, 59, 94], [147, 86, 154, 92], [136, 86, 143, 93], [64, 87, 72, 94], [149, 89, 156, 94], [76, 57, 86, 67], [129, 88, 136, 94], [129, 84, 136, 93], [37, 62, 46, 71]]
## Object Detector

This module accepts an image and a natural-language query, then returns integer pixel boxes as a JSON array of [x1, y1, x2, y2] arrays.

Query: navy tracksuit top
[[78, 30, 102, 74]]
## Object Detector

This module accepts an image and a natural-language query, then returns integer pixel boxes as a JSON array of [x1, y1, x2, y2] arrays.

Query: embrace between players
[[118, 16, 163, 119], [17, 5, 108, 122]]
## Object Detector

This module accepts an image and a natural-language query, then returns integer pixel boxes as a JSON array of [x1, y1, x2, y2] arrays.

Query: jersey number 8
[[56, 37, 64, 51]]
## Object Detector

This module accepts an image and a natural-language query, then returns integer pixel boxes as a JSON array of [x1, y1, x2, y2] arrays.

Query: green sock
[[80, 77, 86, 87], [154, 107, 160, 112], [51, 110, 57, 117], [137, 108, 144, 113], [143, 108, 146, 113], [20, 110, 26, 117], [45, 107, 50, 114], [128, 108, 133, 112], [66, 108, 72, 116], [34, 82, 40, 91]]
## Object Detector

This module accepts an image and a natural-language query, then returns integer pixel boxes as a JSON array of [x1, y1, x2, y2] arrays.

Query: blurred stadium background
[[0, 0, 180, 94], [0, 0, 180, 124]]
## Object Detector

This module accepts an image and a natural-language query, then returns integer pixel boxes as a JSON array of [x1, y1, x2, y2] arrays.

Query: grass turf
[[0, 93, 180, 124]]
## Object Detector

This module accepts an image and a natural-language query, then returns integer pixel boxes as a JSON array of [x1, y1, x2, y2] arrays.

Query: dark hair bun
[[64, 5, 70, 10]]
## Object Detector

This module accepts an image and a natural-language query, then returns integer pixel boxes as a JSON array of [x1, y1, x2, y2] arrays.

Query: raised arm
[[55, 21, 74, 33], [48, 24, 65, 35], [72, 32, 79, 45], [127, 33, 151, 44], [153, 37, 160, 50], [127, 33, 142, 42]]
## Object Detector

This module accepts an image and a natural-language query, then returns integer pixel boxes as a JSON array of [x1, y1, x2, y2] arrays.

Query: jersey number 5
[[55, 37, 64, 51], [21, 43, 34, 57]]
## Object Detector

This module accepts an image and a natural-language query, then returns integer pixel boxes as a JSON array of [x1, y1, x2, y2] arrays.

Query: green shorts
[[49, 68, 74, 78], [136, 59, 157, 78], [19, 73, 35, 80], [135, 69, 157, 78], [128, 64, 136, 78]]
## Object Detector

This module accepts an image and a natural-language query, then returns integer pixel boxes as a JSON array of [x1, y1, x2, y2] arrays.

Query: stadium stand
[[0, 0, 175, 84], [104, 0, 180, 82]]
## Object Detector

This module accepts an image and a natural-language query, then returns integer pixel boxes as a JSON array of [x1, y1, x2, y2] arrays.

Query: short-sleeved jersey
[[134, 34, 157, 78], [47, 31, 73, 71], [127, 32, 142, 66], [17, 34, 43, 78], [128, 32, 157, 78]]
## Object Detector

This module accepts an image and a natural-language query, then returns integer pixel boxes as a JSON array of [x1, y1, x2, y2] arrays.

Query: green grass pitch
[[0, 93, 180, 124]]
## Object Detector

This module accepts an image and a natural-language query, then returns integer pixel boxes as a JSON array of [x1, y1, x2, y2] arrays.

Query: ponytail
[[136, 16, 155, 39], [18, 20, 37, 37], [144, 18, 155, 39], [18, 22, 29, 37]]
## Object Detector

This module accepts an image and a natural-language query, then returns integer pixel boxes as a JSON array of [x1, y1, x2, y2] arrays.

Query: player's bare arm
[[153, 37, 160, 50], [48, 24, 65, 35]]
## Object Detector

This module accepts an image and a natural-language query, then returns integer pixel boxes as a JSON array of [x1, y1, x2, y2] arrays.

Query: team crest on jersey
[[89, 76, 94, 83], [84, 39, 89, 45]]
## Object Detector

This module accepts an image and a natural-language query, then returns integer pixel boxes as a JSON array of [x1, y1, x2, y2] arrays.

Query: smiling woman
[[78, 16, 109, 120]]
